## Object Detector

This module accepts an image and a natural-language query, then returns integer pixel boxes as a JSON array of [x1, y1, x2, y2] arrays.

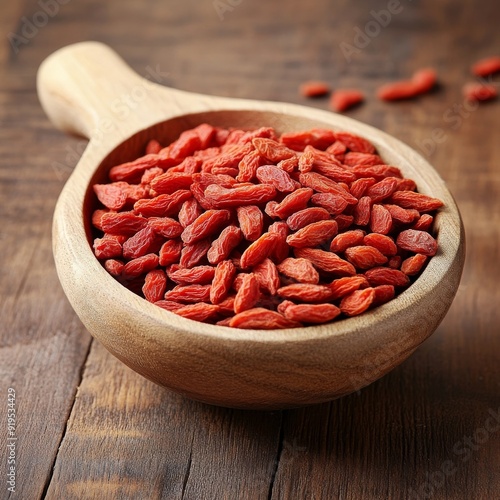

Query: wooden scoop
[[37, 42, 465, 409]]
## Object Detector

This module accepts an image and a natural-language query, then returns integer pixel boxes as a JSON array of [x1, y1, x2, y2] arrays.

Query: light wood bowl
[[37, 42, 465, 409]]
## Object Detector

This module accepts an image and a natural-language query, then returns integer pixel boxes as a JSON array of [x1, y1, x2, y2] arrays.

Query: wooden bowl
[[37, 42, 465, 409]]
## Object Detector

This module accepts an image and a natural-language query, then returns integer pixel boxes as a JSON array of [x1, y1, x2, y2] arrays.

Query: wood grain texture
[[1, 0, 499, 498]]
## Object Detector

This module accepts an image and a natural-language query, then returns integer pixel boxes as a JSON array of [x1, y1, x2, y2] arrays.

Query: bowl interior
[[82, 109, 462, 343]]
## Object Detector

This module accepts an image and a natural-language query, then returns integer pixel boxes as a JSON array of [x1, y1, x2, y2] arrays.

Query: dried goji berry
[[204, 183, 276, 208], [396, 229, 438, 256], [329, 275, 369, 300], [366, 177, 399, 202], [178, 198, 203, 228], [294, 248, 356, 276], [253, 258, 281, 295], [352, 164, 402, 180], [412, 214, 434, 231], [283, 302, 341, 323], [150, 172, 193, 194], [154, 300, 184, 312], [277, 258, 320, 285], [383, 204, 420, 225], [401, 253, 428, 276], [330, 229, 365, 253], [145, 139, 162, 155], [100, 212, 148, 236], [123, 226, 159, 259], [372, 285, 395, 306], [363, 233, 397, 256], [210, 260, 236, 304], [390, 191, 444, 212], [344, 153, 383, 167], [310, 192, 349, 216], [277, 283, 334, 303], [287, 220, 338, 248], [329, 89, 365, 112], [123, 253, 159, 279], [335, 131, 376, 154], [109, 154, 160, 182], [340, 288, 375, 316], [281, 129, 336, 151], [299, 81, 331, 97], [93, 183, 128, 210], [175, 303, 220, 322], [181, 209, 231, 244], [93, 235, 123, 259], [370, 204, 392, 234], [229, 308, 301, 329], [463, 83, 498, 102], [364, 267, 410, 287], [252, 138, 296, 162], [142, 269, 168, 303], [236, 150, 262, 182], [353, 196, 372, 226], [256, 165, 296, 192], [104, 259, 124, 277], [134, 190, 192, 217], [268, 222, 290, 263], [299, 172, 358, 203], [237, 205, 264, 241], [471, 56, 500, 77], [240, 232, 279, 269], [207, 226, 243, 264], [165, 284, 211, 303], [286, 207, 331, 231], [234, 273, 260, 313], [312, 162, 356, 183], [345, 246, 388, 270], [168, 265, 216, 285], [179, 239, 211, 268], [271, 188, 313, 219], [147, 217, 183, 238]]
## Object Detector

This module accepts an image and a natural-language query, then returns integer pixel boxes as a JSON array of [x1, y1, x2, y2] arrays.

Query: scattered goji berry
[[471, 56, 500, 77], [329, 89, 365, 112], [299, 81, 331, 97], [463, 83, 498, 102]]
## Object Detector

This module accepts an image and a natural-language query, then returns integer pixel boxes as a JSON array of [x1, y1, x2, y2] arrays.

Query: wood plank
[[1, 0, 499, 498], [45, 341, 282, 500]]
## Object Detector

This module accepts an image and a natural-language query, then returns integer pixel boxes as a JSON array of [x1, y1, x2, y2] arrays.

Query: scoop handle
[[37, 41, 192, 140]]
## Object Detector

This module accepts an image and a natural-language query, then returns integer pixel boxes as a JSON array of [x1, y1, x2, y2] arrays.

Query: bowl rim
[[56, 105, 465, 345]]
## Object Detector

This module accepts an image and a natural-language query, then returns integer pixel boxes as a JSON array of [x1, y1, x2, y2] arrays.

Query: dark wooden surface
[[1, 0, 499, 498]]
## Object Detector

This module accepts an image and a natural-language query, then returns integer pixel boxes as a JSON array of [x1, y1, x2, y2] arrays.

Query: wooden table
[[1, 1, 499, 498]]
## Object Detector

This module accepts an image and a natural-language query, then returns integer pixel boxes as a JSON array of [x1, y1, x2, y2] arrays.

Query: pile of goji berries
[[91, 124, 443, 329]]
